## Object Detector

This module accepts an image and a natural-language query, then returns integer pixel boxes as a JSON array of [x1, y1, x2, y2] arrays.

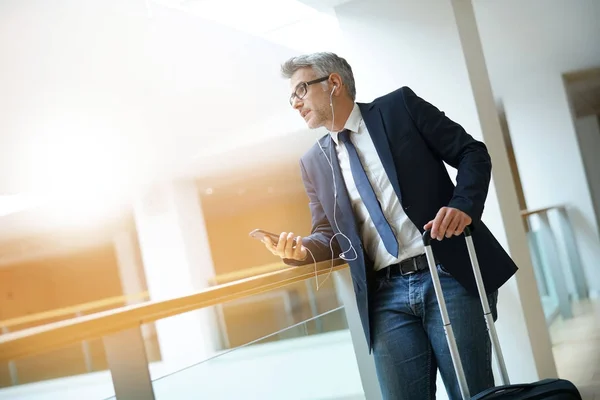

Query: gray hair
[[281, 52, 356, 101]]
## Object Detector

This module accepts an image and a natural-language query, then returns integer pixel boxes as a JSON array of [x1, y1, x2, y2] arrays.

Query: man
[[262, 52, 518, 400]]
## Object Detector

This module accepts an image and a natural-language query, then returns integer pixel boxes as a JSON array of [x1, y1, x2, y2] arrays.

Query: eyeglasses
[[289, 76, 330, 106]]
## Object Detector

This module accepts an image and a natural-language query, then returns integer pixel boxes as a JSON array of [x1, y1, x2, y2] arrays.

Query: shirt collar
[[331, 103, 362, 145]]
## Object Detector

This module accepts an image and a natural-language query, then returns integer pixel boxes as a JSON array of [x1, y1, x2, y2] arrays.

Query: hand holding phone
[[249, 229, 307, 261]]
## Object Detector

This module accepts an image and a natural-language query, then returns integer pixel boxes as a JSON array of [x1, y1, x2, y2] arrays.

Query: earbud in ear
[[330, 86, 336, 107]]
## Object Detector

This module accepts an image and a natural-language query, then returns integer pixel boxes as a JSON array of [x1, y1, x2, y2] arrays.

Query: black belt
[[375, 253, 433, 278]]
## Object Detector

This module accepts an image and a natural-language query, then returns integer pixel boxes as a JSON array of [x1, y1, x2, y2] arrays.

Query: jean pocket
[[436, 263, 453, 277]]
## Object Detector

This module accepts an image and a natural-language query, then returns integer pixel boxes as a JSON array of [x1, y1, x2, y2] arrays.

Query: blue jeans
[[371, 263, 498, 400]]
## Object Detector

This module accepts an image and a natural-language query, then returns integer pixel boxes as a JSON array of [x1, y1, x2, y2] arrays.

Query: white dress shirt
[[331, 103, 424, 271]]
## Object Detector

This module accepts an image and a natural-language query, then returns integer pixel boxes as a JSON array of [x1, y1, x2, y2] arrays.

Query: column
[[449, 0, 557, 380], [113, 230, 148, 305], [132, 179, 221, 368], [113, 229, 160, 361], [334, 270, 382, 400]]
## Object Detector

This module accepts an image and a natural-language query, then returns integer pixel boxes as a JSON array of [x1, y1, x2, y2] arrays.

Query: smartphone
[[249, 229, 297, 246]]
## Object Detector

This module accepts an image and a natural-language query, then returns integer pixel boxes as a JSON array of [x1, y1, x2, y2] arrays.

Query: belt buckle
[[400, 258, 418, 276]]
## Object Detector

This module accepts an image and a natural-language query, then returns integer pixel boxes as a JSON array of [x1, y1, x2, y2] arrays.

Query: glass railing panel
[[148, 306, 364, 400], [217, 273, 344, 347], [551, 207, 588, 301], [0, 292, 154, 398], [527, 230, 559, 321], [141, 273, 344, 382], [0, 320, 158, 399], [0, 340, 115, 400], [1, 271, 349, 400]]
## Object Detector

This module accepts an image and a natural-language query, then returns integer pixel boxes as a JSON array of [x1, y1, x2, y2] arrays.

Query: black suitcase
[[422, 228, 582, 400]]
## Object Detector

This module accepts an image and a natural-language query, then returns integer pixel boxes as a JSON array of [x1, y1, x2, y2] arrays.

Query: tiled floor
[[550, 298, 600, 400]]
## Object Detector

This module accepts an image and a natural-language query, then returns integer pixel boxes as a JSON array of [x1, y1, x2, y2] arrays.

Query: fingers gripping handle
[[422, 226, 473, 246]]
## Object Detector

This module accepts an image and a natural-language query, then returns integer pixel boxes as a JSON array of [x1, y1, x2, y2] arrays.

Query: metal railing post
[[1, 326, 18, 386], [103, 326, 155, 399]]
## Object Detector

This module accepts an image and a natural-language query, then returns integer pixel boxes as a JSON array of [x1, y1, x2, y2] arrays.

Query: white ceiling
[[156, 0, 345, 49]]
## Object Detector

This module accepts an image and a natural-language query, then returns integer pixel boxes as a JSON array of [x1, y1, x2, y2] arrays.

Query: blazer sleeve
[[400, 86, 492, 226], [283, 158, 341, 266]]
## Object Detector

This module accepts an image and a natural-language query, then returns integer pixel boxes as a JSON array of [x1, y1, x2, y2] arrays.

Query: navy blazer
[[286, 86, 518, 349]]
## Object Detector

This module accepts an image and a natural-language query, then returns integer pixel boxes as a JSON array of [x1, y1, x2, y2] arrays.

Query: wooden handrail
[[209, 261, 290, 285], [0, 261, 301, 331], [0, 291, 149, 330], [521, 205, 564, 218], [0, 261, 296, 330], [0, 259, 347, 363]]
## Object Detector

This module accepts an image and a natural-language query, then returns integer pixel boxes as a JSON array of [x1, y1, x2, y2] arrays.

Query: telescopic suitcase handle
[[422, 227, 510, 400]]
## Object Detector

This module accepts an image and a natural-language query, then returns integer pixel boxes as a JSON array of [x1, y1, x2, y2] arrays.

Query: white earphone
[[330, 85, 336, 106], [304, 81, 358, 291], [311, 81, 358, 287]]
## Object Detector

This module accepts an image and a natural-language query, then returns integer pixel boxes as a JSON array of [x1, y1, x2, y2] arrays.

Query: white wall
[[474, 0, 600, 293]]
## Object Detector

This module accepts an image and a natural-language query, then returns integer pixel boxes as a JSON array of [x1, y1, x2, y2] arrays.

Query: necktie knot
[[338, 129, 351, 144]]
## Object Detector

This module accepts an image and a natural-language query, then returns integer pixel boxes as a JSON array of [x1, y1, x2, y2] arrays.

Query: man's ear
[[329, 73, 343, 93]]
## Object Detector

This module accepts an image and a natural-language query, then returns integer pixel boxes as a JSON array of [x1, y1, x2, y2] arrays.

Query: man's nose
[[292, 97, 303, 110]]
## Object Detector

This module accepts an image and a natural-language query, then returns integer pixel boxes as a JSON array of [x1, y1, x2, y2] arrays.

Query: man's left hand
[[424, 207, 472, 241]]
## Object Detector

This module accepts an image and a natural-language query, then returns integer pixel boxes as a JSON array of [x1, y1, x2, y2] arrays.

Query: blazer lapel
[[317, 135, 359, 235], [358, 103, 403, 203]]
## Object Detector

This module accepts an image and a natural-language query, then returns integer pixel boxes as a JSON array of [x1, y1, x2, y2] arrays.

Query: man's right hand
[[263, 231, 307, 261]]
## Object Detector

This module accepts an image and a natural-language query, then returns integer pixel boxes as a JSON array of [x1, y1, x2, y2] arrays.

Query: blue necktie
[[339, 129, 399, 258]]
